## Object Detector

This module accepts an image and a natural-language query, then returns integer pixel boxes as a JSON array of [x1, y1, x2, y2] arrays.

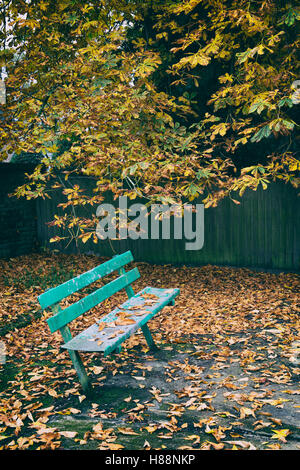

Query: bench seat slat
[[38, 251, 134, 309], [47, 267, 140, 333], [60, 287, 180, 355]]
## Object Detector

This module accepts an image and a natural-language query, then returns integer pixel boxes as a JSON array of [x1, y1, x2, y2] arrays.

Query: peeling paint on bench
[[37, 251, 180, 394], [61, 287, 180, 355]]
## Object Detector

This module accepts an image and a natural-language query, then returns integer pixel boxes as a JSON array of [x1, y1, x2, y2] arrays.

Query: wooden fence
[[37, 178, 300, 271], [0, 164, 37, 258]]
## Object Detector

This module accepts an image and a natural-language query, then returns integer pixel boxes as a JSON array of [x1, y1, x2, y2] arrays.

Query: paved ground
[[46, 334, 300, 450]]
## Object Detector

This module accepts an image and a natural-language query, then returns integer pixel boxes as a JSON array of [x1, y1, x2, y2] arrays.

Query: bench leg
[[112, 344, 122, 354], [59, 325, 91, 394], [68, 349, 91, 395], [168, 299, 175, 306], [141, 324, 158, 351]]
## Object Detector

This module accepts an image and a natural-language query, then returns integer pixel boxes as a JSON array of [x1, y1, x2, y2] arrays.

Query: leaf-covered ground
[[0, 253, 299, 450]]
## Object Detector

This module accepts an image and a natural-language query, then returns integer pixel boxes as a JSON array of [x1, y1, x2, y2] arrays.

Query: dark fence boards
[[0, 164, 298, 270], [36, 177, 300, 271], [0, 164, 38, 258]]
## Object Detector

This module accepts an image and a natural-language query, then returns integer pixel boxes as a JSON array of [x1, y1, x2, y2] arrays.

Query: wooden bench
[[38, 251, 179, 394]]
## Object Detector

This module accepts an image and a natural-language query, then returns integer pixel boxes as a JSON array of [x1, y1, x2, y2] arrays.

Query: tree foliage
[[0, 0, 299, 244], [152, 0, 300, 205]]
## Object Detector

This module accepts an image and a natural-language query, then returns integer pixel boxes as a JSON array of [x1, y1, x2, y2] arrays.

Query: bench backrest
[[38, 251, 140, 333]]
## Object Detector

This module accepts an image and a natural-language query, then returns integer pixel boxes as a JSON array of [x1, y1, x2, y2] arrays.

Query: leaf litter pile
[[0, 253, 299, 450]]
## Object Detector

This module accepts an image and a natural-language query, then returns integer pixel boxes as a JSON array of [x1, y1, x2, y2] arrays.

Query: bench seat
[[61, 286, 180, 355]]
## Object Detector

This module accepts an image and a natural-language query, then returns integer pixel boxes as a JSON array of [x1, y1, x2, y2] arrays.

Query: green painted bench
[[38, 251, 179, 394]]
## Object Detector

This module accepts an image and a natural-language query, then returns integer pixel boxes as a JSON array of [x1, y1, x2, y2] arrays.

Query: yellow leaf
[[92, 366, 104, 375], [106, 443, 124, 450], [49, 236, 61, 243], [81, 232, 93, 244], [240, 407, 256, 419], [117, 427, 138, 436], [145, 425, 158, 433], [271, 429, 291, 442], [59, 431, 78, 438]]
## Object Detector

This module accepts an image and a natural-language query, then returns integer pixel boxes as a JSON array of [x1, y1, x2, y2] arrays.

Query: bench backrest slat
[[38, 251, 134, 310], [47, 267, 140, 333]]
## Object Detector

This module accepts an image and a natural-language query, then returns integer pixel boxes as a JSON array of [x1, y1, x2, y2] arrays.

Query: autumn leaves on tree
[[0, 0, 299, 243]]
